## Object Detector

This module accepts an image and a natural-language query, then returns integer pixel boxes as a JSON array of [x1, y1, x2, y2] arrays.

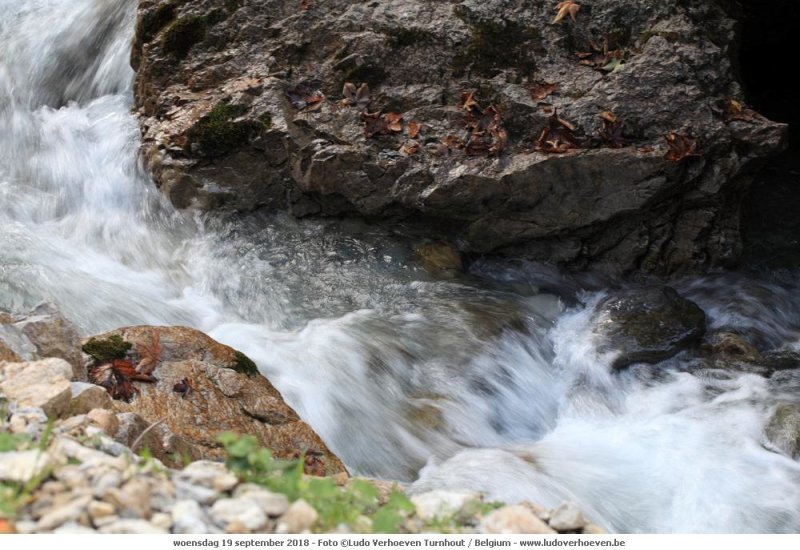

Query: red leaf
[[664, 132, 702, 162]]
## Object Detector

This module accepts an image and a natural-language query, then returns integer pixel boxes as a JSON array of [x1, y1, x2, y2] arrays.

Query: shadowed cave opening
[[739, 0, 800, 267]]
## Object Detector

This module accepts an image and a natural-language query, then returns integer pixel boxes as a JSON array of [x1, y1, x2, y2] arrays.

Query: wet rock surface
[[85, 325, 345, 474], [131, 0, 787, 274], [593, 286, 706, 369]]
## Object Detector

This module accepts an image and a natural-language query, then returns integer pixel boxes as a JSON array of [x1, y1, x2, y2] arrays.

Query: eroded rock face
[[86, 326, 345, 475], [593, 286, 706, 369], [131, 0, 786, 274]]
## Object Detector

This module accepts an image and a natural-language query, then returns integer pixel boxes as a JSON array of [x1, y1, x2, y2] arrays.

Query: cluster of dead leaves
[[531, 81, 557, 102], [360, 107, 423, 155], [362, 111, 403, 138], [286, 84, 324, 112], [554, 1, 580, 23], [664, 131, 701, 162], [535, 110, 580, 154], [447, 91, 508, 157], [88, 332, 162, 402], [577, 39, 625, 73]]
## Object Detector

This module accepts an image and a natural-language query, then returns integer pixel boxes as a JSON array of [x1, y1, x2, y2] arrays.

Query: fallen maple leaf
[[459, 91, 481, 115], [664, 132, 702, 162], [535, 110, 580, 154], [135, 330, 161, 376], [407, 120, 421, 139], [341, 82, 370, 110], [90, 359, 157, 402], [362, 111, 403, 137], [401, 140, 421, 156], [531, 81, 557, 101], [599, 111, 628, 148], [286, 85, 324, 111], [384, 112, 403, 132], [441, 134, 465, 151], [553, 1, 580, 23]]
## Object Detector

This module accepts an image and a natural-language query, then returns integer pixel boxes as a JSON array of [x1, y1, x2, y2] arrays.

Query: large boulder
[[84, 326, 345, 475], [593, 286, 706, 369], [130, 0, 786, 274]]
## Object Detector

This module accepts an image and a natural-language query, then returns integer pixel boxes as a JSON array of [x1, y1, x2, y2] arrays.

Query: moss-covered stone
[[205, 7, 229, 27], [380, 26, 436, 48], [136, 1, 178, 43], [82, 334, 132, 363], [258, 112, 273, 128], [161, 15, 207, 59], [452, 19, 539, 77], [233, 351, 258, 377], [187, 102, 264, 158]]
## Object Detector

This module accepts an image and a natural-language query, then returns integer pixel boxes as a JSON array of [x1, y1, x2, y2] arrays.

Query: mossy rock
[[453, 18, 539, 77], [136, 1, 178, 43], [233, 351, 258, 377], [380, 26, 436, 48], [161, 15, 207, 59], [82, 334, 132, 363], [187, 102, 265, 158]]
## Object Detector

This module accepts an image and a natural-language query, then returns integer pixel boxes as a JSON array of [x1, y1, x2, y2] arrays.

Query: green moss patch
[[136, 1, 178, 43], [233, 351, 259, 377], [82, 334, 132, 363], [380, 26, 436, 48], [453, 19, 539, 77], [161, 15, 207, 59], [187, 102, 265, 158]]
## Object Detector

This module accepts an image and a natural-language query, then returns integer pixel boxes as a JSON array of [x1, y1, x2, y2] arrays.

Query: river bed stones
[[593, 286, 706, 369]]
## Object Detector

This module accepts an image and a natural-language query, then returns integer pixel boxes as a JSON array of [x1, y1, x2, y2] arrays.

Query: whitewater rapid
[[2, 0, 800, 533]]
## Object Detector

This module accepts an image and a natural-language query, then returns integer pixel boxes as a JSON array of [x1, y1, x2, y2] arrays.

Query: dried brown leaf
[[535, 110, 580, 154], [384, 112, 403, 132], [531, 81, 557, 101], [135, 330, 161, 376], [554, 1, 580, 23], [664, 132, 702, 162], [407, 120, 421, 139], [401, 140, 421, 156], [286, 85, 325, 111]]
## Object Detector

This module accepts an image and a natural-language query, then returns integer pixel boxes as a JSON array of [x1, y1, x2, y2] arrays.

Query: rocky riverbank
[[131, 0, 786, 274], [0, 305, 603, 535]]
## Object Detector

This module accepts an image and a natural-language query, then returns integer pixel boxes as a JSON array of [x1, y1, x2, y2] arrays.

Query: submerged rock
[[594, 287, 706, 369], [131, 0, 786, 274], [765, 403, 800, 459]]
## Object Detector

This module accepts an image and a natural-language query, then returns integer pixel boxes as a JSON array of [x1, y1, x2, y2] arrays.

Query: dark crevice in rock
[[739, 0, 800, 267]]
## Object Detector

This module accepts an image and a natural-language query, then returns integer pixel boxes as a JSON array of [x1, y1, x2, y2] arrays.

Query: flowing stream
[[2, 0, 800, 533]]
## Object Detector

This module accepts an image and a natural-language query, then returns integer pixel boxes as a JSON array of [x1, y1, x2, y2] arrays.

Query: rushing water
[[3, 0, 800, 534]]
